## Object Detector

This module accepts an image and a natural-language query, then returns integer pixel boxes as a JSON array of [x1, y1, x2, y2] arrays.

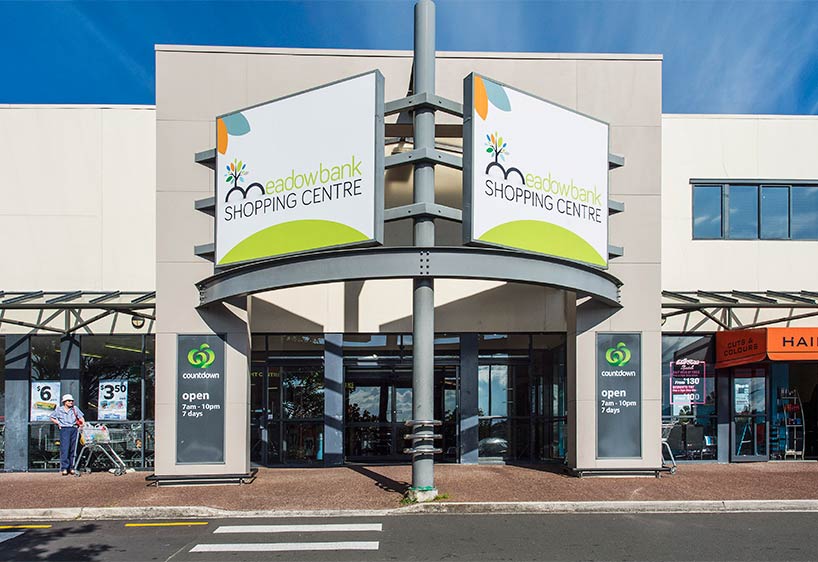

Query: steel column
[[411, 0, 437, 493]]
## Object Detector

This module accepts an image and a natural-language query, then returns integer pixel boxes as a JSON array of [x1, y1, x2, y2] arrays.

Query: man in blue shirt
[[49, 394, 85, 475]]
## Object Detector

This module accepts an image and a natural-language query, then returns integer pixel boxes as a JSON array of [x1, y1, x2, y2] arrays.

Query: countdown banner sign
[[30, 381, 61, 422], [98, 380, 128, 420]]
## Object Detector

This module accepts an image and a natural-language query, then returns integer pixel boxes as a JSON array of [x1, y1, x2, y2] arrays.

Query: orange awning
[[715, 328, 818, 368]]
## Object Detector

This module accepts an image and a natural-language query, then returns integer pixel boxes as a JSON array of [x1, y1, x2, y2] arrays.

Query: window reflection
[[761, 186, 789, 239], [792, 186, 818, 239], [728, 185, 758, 239], [693, 185, 722, 239]]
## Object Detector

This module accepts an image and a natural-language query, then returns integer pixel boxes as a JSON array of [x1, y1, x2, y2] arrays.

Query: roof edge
[[0, 104, 155, 110], [663, 113, 818, 120], [154, 44, 663, 61]]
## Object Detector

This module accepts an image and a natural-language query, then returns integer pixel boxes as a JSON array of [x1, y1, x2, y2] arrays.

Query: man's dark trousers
[[59, 426, 78, 471]]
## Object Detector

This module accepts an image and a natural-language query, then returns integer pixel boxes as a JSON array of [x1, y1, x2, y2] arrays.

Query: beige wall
[[662, 115, 818, 292], [155, 46, 663, 473], [0, 106, 156, 292], [662, 115, 818, 332]]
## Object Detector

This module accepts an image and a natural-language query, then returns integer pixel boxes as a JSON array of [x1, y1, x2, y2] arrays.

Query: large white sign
[[98, 379, 128, 420], [215, 71, 384, 266], [464, 74, 609, 268], [30, 381, 60, 422]]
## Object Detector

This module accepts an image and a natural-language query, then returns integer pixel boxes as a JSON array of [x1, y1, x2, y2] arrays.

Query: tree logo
[[605, 342, 632, 367], [485, 132, 525, 184], [224, 158, 264, 202], [187, 343, 216, 369]]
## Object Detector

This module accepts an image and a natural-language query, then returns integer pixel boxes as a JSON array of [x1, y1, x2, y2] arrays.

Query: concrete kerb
[[405, 500, 818, 514], [3, 500, 818, 521]]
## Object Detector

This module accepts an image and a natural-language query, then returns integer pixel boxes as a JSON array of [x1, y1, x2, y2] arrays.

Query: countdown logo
[[605, 342, 632, 367], [187, 343, 216, 369]]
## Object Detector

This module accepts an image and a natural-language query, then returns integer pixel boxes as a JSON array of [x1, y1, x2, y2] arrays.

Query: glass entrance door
[[345, 366, 459, 462], [732, 368, 768, 461], [345, 369, 412, 461]]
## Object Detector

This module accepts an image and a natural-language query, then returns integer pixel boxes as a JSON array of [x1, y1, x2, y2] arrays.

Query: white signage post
[[215, 71, 385, 267], [463, 74, 609, 268]]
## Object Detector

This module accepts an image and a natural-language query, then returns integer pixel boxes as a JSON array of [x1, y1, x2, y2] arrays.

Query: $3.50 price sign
[[98, 380, 128, 420]]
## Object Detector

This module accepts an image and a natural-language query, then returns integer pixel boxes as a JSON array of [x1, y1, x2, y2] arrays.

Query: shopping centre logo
[[187, 343, 216, 369], [484, 132, 525, 185], [224, 158, 264, 202], [605, 342, 632, 367]]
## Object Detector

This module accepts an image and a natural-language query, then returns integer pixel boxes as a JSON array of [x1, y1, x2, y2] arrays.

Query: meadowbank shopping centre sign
[[215, 72, 385, 267], [463, 74, 610, 268], [195, 40, 622, 310]]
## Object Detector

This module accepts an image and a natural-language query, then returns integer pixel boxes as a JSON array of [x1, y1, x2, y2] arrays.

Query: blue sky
[[3, 0, 818, 114]]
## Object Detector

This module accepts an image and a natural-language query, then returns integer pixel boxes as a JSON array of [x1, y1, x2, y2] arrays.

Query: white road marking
[[0, 532, 24, 544], [213, 523, 383, 534], [190, 541, 380, 552]]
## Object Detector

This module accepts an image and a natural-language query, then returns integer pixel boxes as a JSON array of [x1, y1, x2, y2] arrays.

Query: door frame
[[730, 366, 770, 462]]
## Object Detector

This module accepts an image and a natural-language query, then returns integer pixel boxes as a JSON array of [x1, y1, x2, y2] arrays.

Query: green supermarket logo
[[187, 343, 216, 369], [605, 342, 631, 367]]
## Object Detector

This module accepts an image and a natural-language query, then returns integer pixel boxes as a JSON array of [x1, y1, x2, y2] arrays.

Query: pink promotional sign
[[670, 359, 707, 405]]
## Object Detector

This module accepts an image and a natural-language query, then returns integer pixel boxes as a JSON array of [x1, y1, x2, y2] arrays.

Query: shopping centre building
[[1, 42, 817, 475]]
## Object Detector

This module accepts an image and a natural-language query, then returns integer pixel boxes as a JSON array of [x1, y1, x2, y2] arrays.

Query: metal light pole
[[410, 0, 438, 499]]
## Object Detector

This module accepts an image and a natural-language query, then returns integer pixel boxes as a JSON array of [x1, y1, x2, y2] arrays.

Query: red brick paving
[[2, 463, 818, 511]]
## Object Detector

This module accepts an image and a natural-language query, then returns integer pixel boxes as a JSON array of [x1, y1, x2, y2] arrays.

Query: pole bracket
[[384, 147, 462, 170]]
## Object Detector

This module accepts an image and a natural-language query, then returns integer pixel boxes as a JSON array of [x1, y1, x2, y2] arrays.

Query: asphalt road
[[2, 512, 817, 561]]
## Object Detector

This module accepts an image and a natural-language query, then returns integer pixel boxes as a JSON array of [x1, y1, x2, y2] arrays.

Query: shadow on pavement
[[0, 523, 113, 562], [505, 461, 573, 476], [347, 465, 410, 495]]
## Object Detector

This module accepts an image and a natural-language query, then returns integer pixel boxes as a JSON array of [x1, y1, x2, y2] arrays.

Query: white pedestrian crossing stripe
[[0, 532, 24, 544], [214, 523, 382, 534], [191, 541, 380, 552], [191, 521, 383, 554]]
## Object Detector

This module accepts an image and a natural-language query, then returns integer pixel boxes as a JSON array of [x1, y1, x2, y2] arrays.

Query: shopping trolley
[[661, 422, 677, 474], [73, 424, 128, 476]]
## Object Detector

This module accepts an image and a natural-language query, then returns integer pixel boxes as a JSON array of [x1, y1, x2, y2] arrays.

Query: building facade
[[2, 46, 816, 474]]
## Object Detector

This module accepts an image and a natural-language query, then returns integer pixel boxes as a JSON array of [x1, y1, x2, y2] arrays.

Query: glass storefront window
[[30, 336, 60, 380], [1, 337, 5, 469], [81, 336, 145, 421], [477, 334, 567, 462], [283, 366, 324, 420], [662, 334, 718, 460]]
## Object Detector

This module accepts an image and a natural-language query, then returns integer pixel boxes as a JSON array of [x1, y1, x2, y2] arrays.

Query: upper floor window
[[692, 183, 818, 240]]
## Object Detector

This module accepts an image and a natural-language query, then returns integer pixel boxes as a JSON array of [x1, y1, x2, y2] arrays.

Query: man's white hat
[[62, 393, 75, 403]]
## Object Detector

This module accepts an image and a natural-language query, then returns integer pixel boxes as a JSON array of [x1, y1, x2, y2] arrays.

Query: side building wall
[[662, 115, 818, 331]]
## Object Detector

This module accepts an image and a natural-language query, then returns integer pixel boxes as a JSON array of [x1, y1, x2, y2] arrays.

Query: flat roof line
[[154, 44, 663, 61], [0, 104, 155, 110]]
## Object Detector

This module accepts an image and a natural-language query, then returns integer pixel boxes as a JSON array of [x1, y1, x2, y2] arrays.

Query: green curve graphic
[[219, 219, 370, 265], [478, 220, 607, 266]]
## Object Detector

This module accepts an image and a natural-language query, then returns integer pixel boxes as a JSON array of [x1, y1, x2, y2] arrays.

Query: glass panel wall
[[0, 337, 5, 469], [25, 335, 154, 470], [251, 335, 324, 465], [79, 335, 154, 469], [478, 334, 567, 462], [28, 336, 62, 469], [661, 334, 717, 460]]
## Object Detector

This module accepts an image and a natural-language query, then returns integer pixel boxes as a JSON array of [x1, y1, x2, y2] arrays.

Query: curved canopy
[[196, 246, 621, 308]]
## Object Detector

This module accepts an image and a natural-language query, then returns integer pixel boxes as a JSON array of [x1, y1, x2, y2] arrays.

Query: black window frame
[[692, 181, 818, 241]]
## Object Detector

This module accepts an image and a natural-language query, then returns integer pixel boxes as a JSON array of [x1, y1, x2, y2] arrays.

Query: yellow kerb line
[[0, 525, 52, 529], [125, 522, 209, 527]]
